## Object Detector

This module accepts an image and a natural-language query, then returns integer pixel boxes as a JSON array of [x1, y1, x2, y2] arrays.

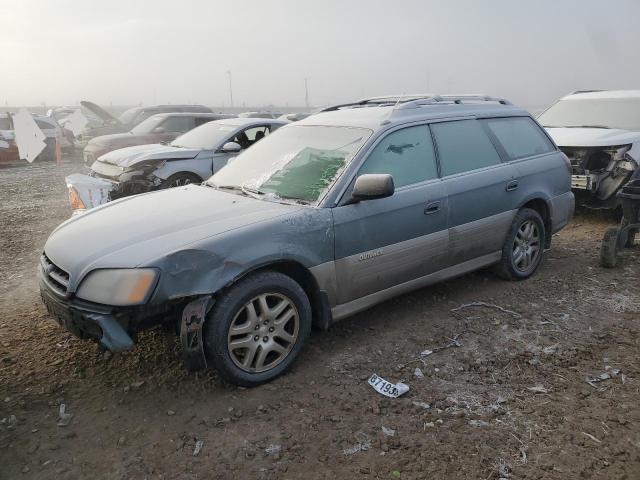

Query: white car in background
[[0, 112, 73, 162], [539, 90, 640, 208], [66, 117, 288, 213]]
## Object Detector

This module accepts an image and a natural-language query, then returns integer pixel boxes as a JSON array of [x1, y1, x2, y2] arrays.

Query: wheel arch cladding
[[154, 251, 331, 330], [521, 198, 551, 248], [232, 260, 332, 331]]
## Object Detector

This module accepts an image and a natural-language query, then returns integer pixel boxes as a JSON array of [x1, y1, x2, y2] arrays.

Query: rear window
[[431, 119, 502, 176], [485, 117, 555, 160]]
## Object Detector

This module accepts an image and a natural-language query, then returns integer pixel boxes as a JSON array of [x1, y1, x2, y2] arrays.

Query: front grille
[[40, 254, 70, 296]]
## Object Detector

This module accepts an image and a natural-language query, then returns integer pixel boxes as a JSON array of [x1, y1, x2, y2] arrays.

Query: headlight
[[76, 268, 158, 306], [124, 160, 166, 173]]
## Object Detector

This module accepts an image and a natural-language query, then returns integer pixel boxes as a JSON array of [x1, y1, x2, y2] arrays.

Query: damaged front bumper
[[564, 144, 638, 208], [39, 273, 134, 351], [39, 268, 175, 352], [66, 173, 116, 214]]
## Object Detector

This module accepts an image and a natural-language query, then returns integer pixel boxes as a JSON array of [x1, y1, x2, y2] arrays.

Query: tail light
[[560, 152, 572, 174]]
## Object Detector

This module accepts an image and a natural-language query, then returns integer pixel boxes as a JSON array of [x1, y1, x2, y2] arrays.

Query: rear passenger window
[[358, 125, 438, 188], [160, 116, 194, 133], [485, 117, 555, 159], [431, 119, 501, 176]]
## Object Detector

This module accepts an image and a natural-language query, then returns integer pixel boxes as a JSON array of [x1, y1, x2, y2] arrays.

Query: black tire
[[161, 172, 202, 189], [496, 208, 546, 281], [600, 227, 621, 268], [204, 271, 312, 387]]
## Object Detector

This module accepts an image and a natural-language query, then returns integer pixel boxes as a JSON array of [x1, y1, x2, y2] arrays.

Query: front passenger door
[[213, 125, 272, 172], [332, 125, 449, 305]]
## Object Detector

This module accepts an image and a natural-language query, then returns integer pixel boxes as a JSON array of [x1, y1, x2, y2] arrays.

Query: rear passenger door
[[431, 119, 519, 266], [482, 116, 560, 211], [333, 124, 449, 304]]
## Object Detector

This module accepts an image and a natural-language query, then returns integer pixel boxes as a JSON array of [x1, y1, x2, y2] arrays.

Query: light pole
[[304, 77, 309, 108], [227, 71, 234, 108]]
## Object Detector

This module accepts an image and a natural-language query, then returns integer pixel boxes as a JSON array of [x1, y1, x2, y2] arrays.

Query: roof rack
[[318, 94, 436, 112], [319, 94, 512, 113], [396, 95, 512, 110]]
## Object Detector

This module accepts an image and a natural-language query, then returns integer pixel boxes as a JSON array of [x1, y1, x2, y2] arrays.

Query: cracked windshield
[[209, 125, 371, 203]]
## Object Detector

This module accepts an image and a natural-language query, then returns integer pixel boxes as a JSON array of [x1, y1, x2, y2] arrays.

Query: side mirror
[[351, 174, 394, 202], [152, 127, 165, 134], [221, 141, 242, 153]]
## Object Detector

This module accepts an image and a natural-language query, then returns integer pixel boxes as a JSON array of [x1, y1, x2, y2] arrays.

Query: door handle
[[424, 201, 441, 215], [506, 180, 519, 192]]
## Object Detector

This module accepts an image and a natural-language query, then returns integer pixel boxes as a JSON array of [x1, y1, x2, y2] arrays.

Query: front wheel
[[161, 172, 202, 189], [496, 208, 546, 280], [204, 271, 312, 386]]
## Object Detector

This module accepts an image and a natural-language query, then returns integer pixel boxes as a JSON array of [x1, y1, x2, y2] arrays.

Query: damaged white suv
[[539, 90, 640, 208]]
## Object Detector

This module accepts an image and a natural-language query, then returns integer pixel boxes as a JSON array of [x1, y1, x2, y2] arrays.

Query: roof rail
[[318, 94, 436, 112], [569, 89, 604, 95], [318, 94, 512, 113], [395, 94, 512, 110]]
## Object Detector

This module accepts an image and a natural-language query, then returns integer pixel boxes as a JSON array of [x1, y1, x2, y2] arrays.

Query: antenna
[[389, 93, 405, 116]]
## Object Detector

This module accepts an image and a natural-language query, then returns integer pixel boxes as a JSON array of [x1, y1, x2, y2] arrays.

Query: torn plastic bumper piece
[[180, 295, 214, 371], [86, 313, 135, 351]]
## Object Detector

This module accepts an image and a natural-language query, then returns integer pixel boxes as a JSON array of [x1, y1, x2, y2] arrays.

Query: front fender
[[147, 208, 335, 302], [153, 154, 214, 182]]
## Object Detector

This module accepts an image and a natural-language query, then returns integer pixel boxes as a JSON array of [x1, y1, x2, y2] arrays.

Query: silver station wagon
[[39, 94, 574, 386]]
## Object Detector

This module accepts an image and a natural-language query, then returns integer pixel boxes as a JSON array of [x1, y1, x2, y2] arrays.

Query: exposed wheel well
[[234, 261, 331, 331], [522, 198, 551, 248]]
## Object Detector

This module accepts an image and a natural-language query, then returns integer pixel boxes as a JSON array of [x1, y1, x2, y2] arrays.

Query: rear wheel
[[496, 208, 546, 280], [162, 172, 202, 188], [204, 271, 312, 387]]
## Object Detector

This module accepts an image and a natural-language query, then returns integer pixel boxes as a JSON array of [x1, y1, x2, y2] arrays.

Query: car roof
[[215, 117, 289, 127], [296, 94, 526, 130], [149, 112, 233, 119], [561, 90, 640, 101]]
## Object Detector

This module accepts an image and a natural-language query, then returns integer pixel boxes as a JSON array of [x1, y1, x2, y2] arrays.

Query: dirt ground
[[1, 160, 639, 480]]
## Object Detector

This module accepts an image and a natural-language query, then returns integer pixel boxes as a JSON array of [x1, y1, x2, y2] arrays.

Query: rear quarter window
[[485, 117, 555, 160]]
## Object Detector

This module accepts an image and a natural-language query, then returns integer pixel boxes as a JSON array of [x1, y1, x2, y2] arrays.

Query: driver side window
[[232, 125, 270, 150], [358, 125, 438, 188]]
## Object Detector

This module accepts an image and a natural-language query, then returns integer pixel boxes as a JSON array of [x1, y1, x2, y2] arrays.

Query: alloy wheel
[[227, 293, 299, 373], [512, 220, 541, 272]]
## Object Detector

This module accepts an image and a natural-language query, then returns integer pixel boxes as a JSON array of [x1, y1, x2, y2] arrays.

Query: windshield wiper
[[211, 183, 264, 199], [563, 125, 611, 129], [240, 184, 266, 197]]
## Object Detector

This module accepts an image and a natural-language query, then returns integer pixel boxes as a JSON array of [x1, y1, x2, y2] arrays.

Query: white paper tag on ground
[[368, 374, 409, 398]]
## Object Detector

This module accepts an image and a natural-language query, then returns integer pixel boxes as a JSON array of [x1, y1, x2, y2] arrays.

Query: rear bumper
[[39, 273, 134, 351], [550, 191, 575, 234]]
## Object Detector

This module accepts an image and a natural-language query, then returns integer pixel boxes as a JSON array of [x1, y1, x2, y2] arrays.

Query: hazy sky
[[1, 0, 639, 108]]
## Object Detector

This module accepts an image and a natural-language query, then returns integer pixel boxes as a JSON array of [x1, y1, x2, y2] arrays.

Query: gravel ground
[[1, 161, 639, 479]]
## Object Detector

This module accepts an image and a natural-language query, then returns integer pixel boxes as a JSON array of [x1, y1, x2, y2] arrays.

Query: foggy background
[[1, 0, 639, 110]]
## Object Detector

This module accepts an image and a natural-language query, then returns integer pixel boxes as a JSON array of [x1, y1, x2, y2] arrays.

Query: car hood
[[98, 143, 202, 167], [546, 127, 640, 147], [80, 100, 120, 125], [44, 185, 302, 290], [88, 132, 152, 148]]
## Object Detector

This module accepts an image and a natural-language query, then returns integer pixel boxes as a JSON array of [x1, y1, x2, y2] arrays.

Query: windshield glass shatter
[[208, 125, 371, 204]]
